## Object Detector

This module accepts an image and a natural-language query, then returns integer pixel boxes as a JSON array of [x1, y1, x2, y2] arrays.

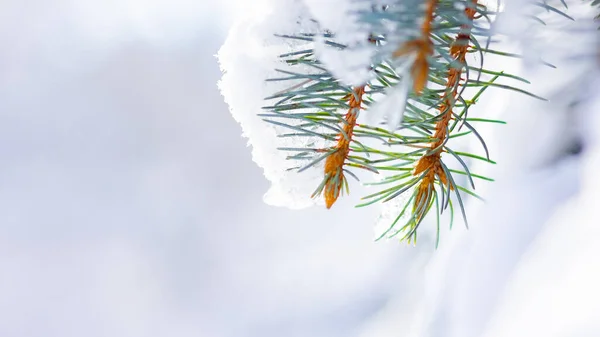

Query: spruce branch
[[258, 0, 573, 246], [407, 0, 478, 243], [319, 85, 366, 208]]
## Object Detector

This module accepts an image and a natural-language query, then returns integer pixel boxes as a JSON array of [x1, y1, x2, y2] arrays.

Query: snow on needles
[[307, 0, 375, 86], [218, 0, 376, 209], [217, 0, 424, 234], [218, 0, 325, 209]]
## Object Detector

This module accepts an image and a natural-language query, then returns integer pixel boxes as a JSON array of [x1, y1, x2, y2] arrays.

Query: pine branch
[[405, 0, 478, 243], [319, 86, 365, 208], [259, 0, 573, 246]]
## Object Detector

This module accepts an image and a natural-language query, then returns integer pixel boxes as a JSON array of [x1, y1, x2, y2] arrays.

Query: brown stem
[[322, 86, 365, 208], [412, 0, 478, 217], [392, 0, 438, 95]]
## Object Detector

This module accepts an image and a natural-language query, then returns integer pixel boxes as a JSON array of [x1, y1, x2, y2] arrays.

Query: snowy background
[[0, 1, 598, 337]]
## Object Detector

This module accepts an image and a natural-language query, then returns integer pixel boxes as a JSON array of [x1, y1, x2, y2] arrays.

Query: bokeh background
[[0, 1, 598, 337], [0, 2, 406, 336]]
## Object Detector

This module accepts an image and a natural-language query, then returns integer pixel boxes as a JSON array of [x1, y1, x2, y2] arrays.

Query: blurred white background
[[0, 1, 416, 337], [0, 1, 598, 337]]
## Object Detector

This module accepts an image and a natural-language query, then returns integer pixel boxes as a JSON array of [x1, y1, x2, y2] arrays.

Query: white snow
[[366, 70, 412, 131], [308, 0, 375, 86], [218, 0, 331, 209], [2, 1, 599, 337]]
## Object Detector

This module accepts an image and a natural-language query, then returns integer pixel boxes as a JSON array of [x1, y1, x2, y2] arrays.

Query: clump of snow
[[306, 0, 375, 86], [218, 0, 330, 209], [315, 38, 374, 86], [366, 69, 412, 131]]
